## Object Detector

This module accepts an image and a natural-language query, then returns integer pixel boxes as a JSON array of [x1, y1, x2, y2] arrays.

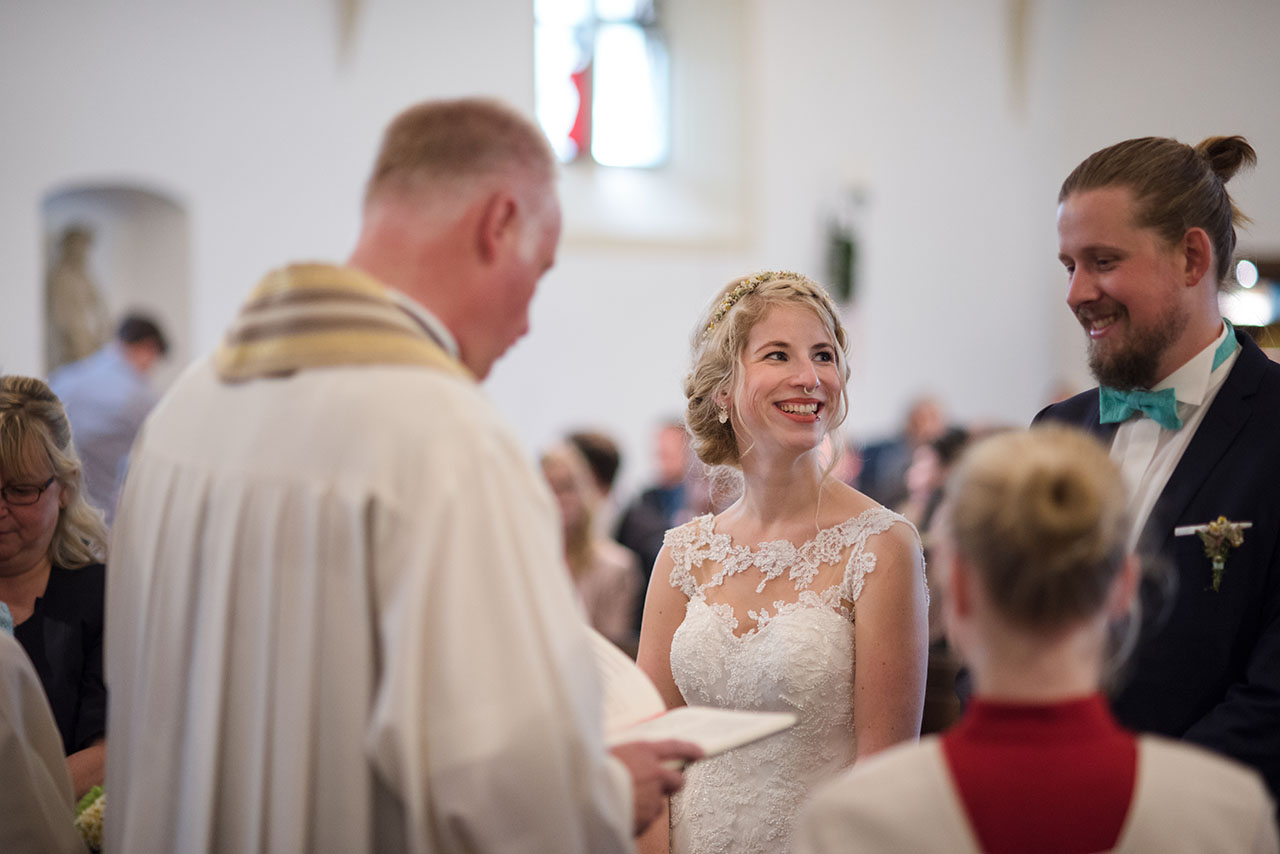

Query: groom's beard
[[1086, 301, 1189, 391]]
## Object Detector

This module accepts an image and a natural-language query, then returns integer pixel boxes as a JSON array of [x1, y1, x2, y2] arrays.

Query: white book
[[589, 628, 796, 757]]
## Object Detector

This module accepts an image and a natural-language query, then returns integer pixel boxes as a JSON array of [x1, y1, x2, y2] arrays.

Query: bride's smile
[[728, 302, 841, 454]]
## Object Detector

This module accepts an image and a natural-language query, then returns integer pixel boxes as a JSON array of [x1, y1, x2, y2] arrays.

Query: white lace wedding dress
[[664, 507, 917, 854]]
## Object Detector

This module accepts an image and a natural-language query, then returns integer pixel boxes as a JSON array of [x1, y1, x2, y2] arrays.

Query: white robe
[[105, 357, 633, 853], [0, 632, 86, 854], [794, 735, 1279, 854]]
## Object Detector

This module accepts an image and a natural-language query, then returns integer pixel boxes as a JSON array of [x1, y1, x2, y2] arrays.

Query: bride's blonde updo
[[684, 271, 850, 469], [943, 425, 1130, 632]]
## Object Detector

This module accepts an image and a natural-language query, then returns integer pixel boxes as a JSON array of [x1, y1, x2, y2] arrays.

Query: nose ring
[[803, 383, 818, 395]]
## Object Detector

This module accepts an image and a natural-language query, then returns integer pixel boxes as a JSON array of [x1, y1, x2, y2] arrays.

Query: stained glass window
[[535, 0, 669, 168]]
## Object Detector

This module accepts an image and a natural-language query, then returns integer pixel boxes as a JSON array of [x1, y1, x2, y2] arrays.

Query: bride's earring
[[717, 405, 729, 424]]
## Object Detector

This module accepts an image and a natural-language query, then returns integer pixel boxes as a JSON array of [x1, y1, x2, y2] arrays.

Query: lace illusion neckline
[[703, 508, 882, 553], [691, 506, 898, 594]]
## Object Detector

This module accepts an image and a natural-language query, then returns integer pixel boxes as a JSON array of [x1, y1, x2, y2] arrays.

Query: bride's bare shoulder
[[822, 481, 922, 552], [819, 479, 882, 523]]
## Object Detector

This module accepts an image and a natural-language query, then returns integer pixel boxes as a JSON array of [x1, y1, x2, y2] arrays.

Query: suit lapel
[[1138, 332, 1264, 554], [1075, 390, 1119, 444]]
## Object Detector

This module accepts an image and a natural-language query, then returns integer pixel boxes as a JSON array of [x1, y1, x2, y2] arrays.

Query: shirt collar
[[388, 289, 459, 359], [1153, 320, 1235, 406]]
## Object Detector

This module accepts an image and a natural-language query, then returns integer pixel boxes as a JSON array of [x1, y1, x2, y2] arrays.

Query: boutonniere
[[1174, 517, 1252, 592], [75, 786, 104, 852]]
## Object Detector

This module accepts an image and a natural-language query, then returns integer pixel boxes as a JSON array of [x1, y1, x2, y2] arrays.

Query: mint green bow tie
[[1099, 386, 1183, 430]]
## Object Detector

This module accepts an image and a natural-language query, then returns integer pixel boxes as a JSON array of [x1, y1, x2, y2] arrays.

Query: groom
[[1036, 134, 1280, 807]]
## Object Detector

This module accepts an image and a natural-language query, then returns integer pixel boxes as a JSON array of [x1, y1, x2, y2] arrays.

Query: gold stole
[[214, 264, 471, 383]]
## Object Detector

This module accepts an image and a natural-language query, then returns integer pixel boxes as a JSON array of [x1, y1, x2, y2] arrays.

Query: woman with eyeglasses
[[0, 374, 109, 798]]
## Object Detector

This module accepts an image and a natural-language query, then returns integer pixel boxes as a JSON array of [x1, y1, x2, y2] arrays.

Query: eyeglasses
[[0, 476, 57, 506]]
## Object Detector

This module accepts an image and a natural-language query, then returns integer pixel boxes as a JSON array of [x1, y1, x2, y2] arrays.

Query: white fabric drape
[[0, 632, 86, 853]]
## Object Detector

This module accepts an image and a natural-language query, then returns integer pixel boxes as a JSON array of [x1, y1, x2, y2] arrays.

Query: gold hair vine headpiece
[[702, 270, 803, 339]]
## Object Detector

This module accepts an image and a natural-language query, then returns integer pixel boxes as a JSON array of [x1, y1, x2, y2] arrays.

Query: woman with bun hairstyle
[[636, 271, 929, 854], [796, 425, 1278, 854]]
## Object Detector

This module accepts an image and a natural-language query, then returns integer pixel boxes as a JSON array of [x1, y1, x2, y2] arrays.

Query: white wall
[[3, 0, 1279, 494], [1035, 0, 1280, 402], [747, 0, 1054, 436]]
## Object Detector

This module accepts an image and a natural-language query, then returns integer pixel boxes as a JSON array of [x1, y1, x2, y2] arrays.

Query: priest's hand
[[611, 739, 703, 836]]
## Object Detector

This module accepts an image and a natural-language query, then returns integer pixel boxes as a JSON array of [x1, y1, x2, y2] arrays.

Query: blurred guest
[[817, 432, 862, 487], [0, 631, 88, 853], [898, 426, 970, 533], [542, 442, 641, 650], [0, 375, 108, 799], [615, 419, 697, 627], [856, 395, 947, 507], [796, 426, 1278, 853], [49, 312, 169, 523], [903, 426, 971, 736], [568, 429, 625, 539]]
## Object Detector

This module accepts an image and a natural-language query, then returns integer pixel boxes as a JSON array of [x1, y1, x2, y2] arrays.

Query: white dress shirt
[[1110, 322, 1239, 552]]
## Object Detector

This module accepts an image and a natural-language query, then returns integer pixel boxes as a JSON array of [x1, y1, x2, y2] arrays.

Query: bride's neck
[[728, 454, 828, 533]]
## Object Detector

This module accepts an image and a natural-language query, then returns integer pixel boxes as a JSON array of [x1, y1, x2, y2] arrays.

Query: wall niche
[[43, 183, 191, 388]]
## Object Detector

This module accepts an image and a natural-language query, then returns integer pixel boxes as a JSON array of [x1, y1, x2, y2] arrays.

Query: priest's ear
[[475, 190, 521, 265]]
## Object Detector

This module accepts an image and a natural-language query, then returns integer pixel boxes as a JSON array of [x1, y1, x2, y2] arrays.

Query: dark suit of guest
[[616, 484, 687, 632], [1036, 330, 1280, 806]]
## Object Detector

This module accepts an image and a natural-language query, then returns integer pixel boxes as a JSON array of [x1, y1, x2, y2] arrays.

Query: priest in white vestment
[[104, 98, 695, 854]]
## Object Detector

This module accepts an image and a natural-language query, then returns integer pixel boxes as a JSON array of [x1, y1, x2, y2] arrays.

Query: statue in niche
[[46, 224, 111, 370]]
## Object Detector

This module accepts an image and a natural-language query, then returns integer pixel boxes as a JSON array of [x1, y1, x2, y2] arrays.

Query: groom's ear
[[1180, 227, 1213, 288]]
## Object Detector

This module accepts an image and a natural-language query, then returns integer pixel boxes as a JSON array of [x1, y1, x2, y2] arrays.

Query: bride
[[636, 271, 930, 854]]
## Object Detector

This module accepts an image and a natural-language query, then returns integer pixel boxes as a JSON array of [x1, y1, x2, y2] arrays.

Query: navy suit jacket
[[1036, 330, 1280, 802]]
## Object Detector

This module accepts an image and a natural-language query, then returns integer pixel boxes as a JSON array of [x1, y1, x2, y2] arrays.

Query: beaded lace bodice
[[665, 507, 916, 854]]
